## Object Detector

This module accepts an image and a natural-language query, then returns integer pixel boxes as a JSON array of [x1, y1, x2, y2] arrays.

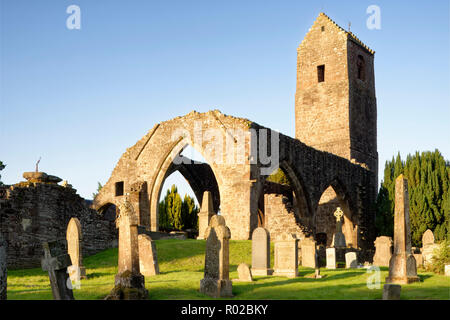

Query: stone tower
[[295, 13, 378, 178]]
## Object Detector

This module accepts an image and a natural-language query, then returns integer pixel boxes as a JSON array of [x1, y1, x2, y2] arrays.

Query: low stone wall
[[0, 181, 117, 269]]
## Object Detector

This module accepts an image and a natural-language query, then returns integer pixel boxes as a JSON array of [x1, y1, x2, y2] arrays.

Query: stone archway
[[314, 179, 357, 248]]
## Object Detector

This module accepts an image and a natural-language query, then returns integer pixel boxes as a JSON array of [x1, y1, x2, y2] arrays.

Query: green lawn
[[6, 239, 450, 300]]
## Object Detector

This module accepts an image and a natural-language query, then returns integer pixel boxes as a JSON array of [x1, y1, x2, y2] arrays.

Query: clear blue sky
[[1, 0, 449, 202]]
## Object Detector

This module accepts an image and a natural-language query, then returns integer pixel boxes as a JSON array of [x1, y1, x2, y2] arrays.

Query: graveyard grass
[[7, 239, 450, 300]]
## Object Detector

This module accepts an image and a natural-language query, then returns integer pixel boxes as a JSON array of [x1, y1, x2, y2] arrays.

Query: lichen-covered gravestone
[[106, 198, 148, 300], [197, 191, 215, 240], [200, 215, 233, 298], [66, 217, 87, 282], [345, 252, 357, 268], [373, 236, 393, 267], [138, 234, 160, 276], [326, 247, 336, 269], [421, 229, 439, 268], [385, 175, 419, 284], [251, 227, 271, 276], [273, 232, 298, 278], [41, 240, 74, 300], [0, 233, 7, 300], [383, 284, 401, 300], [301, 237, 317, 268]]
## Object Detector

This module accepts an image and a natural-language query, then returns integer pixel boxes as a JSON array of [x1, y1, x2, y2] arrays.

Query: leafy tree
[[376, 150, 450, 246], [266, 168, 291, 186], [0, 161, 5, 186], [92, 182, 103, 199]]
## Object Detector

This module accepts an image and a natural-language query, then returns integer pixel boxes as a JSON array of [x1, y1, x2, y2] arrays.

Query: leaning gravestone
[[326, 248, 336, 269], [251, 227, 272, 276], [373, 236, 393, 267], [301, 237, 317, 268], [41, 240, 74, 300], [345, 252, 358, 268], [235, 263, 253, 282], [385, 175, 419, 284], [421, 229, 439, 268], [200, 215, 233, 298], [197, 191, 215, 240], [0, 233, 7, 300], [66, 217, 87, 282], [138, 234, 160, 276], [106, 198, 148, 300], [273, 232, 298, 278]]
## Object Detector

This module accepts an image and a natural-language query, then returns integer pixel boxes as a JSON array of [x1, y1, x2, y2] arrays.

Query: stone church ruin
[[93, 13, 378, 252]]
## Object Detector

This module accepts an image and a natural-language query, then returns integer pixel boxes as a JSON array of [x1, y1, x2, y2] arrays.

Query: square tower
[[295, 13, 378, 176]]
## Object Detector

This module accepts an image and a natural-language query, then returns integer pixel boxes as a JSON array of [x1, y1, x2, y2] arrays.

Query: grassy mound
[[7, 239, 450, 300]]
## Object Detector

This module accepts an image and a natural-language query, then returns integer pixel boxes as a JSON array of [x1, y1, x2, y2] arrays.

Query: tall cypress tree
[[376, 150, 450, 246]]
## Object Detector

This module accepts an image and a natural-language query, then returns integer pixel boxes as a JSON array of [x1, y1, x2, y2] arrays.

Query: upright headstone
[[301, 237, 317, 268], [273, 232, 298, 278], [66, 217, 87, 282], [197, 191, 215, 240], [331, 207, 346, 248], [385, 175, 419, 284], [138, 234, 160, 276], [421, 229, 439, 267], [106, 198, 148, 300], [345, 252, 358, 268], [41, 240, 74, 300], [236, 263, 253, 282], [0, 233, 7, 300], [383, 284, 401, 300], [200, 215, 233, 298], [326, 247, 336, 269], [373, 236, 393, 267], [251, 227, 272, 276]]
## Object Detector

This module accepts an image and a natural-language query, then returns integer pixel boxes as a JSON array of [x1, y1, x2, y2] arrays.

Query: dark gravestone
[[41, 240, 74, 300], [0, 233, 7, 300]]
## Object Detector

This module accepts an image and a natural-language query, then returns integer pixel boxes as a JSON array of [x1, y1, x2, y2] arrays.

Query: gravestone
[[301, 237, 317, 268], [331, 207, 346, 248], [373, 236, 393, 267], [273, 232, 298, 278], [326, 248, 336, 269], [200, 215, 233, 298], [197, 191, 215, 240], [382, 284, 401, 300], [41, 240, 74, 300], [421, 229, 439, 268], [0, 233, 7, 300], [66, 217, 87, 282], [385, 175, 419, 284], [345, 252, 358, 268], [106, 198, 148, 300], [138, 234, 160, 276], [251, 227, 272, 276], [236, 263, 253, 282]]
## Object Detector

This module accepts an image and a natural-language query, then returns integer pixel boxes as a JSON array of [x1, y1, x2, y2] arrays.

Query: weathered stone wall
[[264, 194, 306, 241], [0, 182, 117, 269]]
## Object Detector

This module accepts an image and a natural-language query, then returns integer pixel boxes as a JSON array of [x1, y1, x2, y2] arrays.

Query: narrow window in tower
[[115, 181, 124, 196], [357, 55, 365, 81], [317, 65, 325, 82], [321, 26, 325, 32]]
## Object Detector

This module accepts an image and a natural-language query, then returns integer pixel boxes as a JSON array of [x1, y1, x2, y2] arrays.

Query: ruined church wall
[[0, 183, 117, 269]]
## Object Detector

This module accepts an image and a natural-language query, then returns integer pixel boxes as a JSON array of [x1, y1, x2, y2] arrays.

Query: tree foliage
[[92, 182, 103, 199], [376, 150, 450, 246], [266, 168, 291, 186], [158, 185, 199, 231], [0, 161, 5, 186]]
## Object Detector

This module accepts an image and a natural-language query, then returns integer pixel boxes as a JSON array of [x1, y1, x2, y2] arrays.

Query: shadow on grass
[[87, 272, 111, 279]]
